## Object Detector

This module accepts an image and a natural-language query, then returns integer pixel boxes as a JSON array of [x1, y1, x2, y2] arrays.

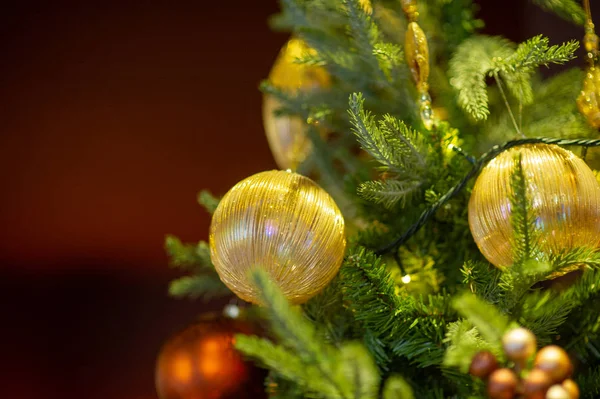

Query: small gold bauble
[[523, 369, 553, 399], [209, 170, 346, 305], [468, 144, 600, 270], [502, 327, 537, 362], [262, 39, 330, 170], [487, 368, 518, 399], [534, 345, 573, 384], [561, 379, 579, 399], [469, 350, 498, 379], [546, 384, 571, 399]]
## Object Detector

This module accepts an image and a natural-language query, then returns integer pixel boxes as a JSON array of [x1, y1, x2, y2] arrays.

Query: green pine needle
[[164, 236, 214, 271], [452, 292, 512, 345], [358, 180, 421, 209], [509, 152, 538, 265], [449, 35, 513, 120], [531, 0, 587, 26], [168, 275, 230, 300], [197, 190, 220, 214]]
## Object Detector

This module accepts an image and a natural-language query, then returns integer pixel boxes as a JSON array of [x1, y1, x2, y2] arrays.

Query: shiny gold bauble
[[561, 379, 579, 399], [469, 350, 498, 379], [209, 170, 346, 305], [545, 384, 571, 399], [523, 369, 553, 399], [155, 317, 266, 399], [487, 368, 519, 399], [468, 144, 600, 270], [502, 327, 537, 362], [534, 345, 573, 384], [262, 39, 330, 170]]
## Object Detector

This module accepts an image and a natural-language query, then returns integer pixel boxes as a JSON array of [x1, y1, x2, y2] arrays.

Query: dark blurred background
[[0, 1, 594, 398]]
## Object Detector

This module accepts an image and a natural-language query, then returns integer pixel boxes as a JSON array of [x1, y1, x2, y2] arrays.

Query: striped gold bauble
[[209, 170, 346, 304], [468, 144, 600, 273]]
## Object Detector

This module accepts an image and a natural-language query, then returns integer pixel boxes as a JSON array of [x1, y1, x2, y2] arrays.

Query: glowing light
[[223, 304, 240, 319], [401, 274, 412, 284]]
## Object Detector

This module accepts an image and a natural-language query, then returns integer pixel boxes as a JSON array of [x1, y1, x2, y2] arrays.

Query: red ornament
[[155, 315, 266, 399]]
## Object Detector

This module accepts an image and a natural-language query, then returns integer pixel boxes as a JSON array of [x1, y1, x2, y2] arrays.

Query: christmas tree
[[161, 0, 600, 398]]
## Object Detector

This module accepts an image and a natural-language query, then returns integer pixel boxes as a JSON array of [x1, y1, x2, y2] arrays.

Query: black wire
[[375, 137, 600, 256]]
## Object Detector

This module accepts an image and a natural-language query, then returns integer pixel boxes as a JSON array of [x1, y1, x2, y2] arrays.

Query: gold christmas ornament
[[262, 39, 330, 170], [468, 144, 600, 270], [487, 368, 518, 399], [577, 67, 600, 128], [545, 385, 571, 399], [562, 379, 580, 399], [523, 369, 553, 399], [209, 170, 346, 305], [502, 327, 537, 363], [534, 345, 573, 384]]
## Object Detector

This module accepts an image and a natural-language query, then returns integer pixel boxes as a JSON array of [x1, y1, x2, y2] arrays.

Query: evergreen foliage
[[167, 0, 600, 397]]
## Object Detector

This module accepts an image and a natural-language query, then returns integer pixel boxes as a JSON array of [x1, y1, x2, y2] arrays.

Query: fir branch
[[443, 320, 502, 373], [249, 269, 336, 363], [235, 336, 342, 398], [452, 292, 512, 345], [343, 0, 380, 72], [577, 367, 600, 399], [164, 236, 214, 271], [501, 70, 534, 106], [450, 35, 578, 119], [382, 375, 415, 399], [242, 269, 348, 398], [373, 43, 404, 81], [449, 36, 513, 120], [518, 289, 575, 345], [340, 246, 402, 339], [549, 247, 600, 271], [348, 93, 426, 175], [503, 35, 578, 71], [168, 275, 230, 300], [531, 0, 587, 26], [358, 180, 421, 209], [197, 190, 220, 214], [339, 342, 380, 399], [509, 152, 538, 265], [240, 269, 399, 399], [363, 329, 391, 368]]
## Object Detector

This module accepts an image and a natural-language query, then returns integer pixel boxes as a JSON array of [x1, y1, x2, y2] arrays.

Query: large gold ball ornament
[[209, 170, 346, 305], [262, 39, 330, 170], [468, 144, 600, 270]]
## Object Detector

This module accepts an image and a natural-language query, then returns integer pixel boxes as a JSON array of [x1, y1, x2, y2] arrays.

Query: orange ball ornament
[[468, 144, 600, 270], [155, 316, 266, 399]]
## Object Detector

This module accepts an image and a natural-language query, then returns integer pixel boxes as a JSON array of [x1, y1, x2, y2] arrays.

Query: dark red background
[[0, 1, 591, 398]]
